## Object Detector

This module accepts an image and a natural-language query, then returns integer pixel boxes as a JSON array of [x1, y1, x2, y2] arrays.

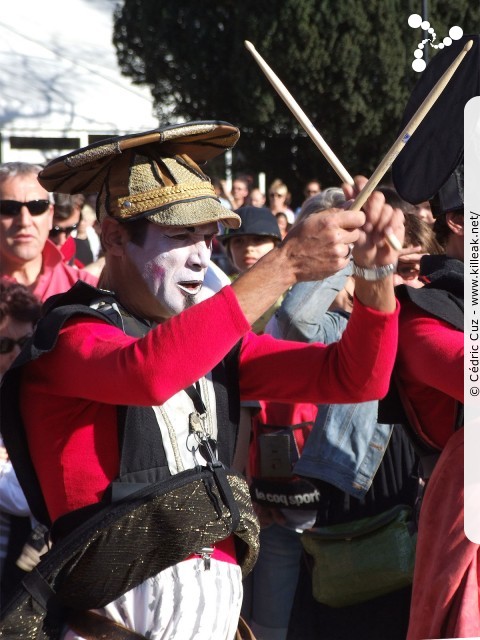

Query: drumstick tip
[[244, 40, 255, 52], [464, 39, 474, 52], [385, 231, 403, 252]]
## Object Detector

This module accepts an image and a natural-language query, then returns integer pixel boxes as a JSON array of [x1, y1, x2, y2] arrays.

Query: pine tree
[[113, 0, 479, 203]]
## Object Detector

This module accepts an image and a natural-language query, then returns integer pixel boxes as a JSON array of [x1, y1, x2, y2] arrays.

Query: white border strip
[[464, 96, 480, 544]]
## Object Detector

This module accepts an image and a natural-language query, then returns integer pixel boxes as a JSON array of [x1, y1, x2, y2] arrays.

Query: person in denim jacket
[[274, 191, 443, 498], [271, 272, 393, 498], [244, 188, 408, 640]]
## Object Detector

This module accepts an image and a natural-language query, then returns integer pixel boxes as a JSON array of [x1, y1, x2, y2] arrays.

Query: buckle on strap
[[195, 546, 215, 570]]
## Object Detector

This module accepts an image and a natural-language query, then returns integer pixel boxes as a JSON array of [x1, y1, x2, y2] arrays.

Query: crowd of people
[[0, 37, 470, 640]]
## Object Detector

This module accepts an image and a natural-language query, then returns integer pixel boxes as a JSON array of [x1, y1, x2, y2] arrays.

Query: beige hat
[[38, 121, 241, 229]]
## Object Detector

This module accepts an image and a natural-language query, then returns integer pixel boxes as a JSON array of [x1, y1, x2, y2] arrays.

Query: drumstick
[[244, 40, 354, 186], [350, 39, 473, 214], [245, 40, 401, 247], [245, 39, 472, 252]]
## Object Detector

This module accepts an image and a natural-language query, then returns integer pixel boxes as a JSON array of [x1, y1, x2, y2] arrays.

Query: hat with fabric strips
[[37, 121, 242, 229]]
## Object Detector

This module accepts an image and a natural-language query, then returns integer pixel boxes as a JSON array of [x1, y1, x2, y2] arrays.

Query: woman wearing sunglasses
[[0, 163, 98, 302], [267, 179, 295, 225]]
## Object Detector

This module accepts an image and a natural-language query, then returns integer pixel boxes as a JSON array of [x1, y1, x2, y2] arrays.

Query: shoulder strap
[[395, 283, 464, 332], [211, 340, 242, 465], [392, 373, 441, 480], [0, 284, 129, 527]]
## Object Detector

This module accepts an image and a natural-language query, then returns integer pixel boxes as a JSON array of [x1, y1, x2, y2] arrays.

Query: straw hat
[[38, 121, 242, 228]]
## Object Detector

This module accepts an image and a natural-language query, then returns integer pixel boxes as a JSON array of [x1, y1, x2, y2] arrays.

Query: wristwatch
[[352, 262, 396, 281]]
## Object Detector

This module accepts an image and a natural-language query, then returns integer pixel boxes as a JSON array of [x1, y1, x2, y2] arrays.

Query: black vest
[[0, 281, 242, 531]]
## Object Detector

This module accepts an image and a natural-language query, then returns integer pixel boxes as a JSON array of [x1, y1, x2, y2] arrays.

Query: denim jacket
[[269, 271, 393, 499]]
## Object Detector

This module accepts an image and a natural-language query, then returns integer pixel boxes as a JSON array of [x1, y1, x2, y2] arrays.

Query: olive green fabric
[[301, 504, 416, 608]]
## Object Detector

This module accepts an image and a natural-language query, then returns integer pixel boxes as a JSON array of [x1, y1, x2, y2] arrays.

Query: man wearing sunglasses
[[50, 192, 87, 268], [0, 162, 98, 303]]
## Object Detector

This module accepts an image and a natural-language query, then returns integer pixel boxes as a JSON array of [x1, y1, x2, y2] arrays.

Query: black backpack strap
[[112, 339, 244, 488], [88, 301, 172, 493], [113, 405, 170, 496], [211, 339, 242, 465], [21, 568, 60, 613], [0, 284, 129, 527], [394, 375, 441, 464], [454, 402, 464, 430]]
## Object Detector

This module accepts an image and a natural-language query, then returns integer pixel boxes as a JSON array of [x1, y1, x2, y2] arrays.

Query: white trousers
[[62, 558, 243, 640]]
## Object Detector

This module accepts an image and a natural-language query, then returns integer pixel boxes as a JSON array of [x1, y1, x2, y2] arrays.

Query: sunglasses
[[0, 334, 31, 355], [49, 222, 79, 238], [0, 200, 50, 216]]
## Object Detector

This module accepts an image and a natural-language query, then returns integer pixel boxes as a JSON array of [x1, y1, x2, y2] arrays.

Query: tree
[[113, 1, 479, 205]]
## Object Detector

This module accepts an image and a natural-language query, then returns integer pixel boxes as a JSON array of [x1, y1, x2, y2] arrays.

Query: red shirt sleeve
[[26, 285, 250, 406], [396, 300, 463, 448], [239, 296, 399, 405], [398, 301, 463, 401]]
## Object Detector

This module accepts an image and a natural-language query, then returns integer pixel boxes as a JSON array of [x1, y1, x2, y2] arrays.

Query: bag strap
[[67, 610, 147, 639], [21, 568, 60, 613], [235, 615, 257, 640], [393, 373, 440, 480], [391, 373, 464, 528], [394, 374, 464, 477]]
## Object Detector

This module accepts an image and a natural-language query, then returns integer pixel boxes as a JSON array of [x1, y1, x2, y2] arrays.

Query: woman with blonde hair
[[267, 179, 294, 224]]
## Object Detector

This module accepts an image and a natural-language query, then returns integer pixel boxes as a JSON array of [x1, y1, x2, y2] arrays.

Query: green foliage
[[113, 0, 479, 204]]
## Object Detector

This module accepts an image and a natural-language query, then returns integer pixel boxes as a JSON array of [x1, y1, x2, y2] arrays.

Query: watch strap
[[352, 262, 396, 281]]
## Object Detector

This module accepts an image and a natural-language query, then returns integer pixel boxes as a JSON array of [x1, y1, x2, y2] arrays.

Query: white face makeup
[[126, 222, 218, 320]]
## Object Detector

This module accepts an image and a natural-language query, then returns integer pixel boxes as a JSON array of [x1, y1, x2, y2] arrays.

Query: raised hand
[[279, 208, 365, 282], [343, 176, 405, 269]]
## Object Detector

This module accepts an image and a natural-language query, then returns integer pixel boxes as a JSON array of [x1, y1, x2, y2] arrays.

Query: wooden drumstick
[[245, 40, 401, 247], [244, 40, 354, 186], [245, 39, 472, 252]]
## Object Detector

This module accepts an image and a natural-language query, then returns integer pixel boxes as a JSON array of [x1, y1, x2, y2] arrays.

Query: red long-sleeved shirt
[[395, 299, 464, 449], [20, 285, 398, 523]]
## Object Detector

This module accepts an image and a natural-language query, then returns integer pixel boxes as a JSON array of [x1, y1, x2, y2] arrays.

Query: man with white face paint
[[126, 223, 220, 316], [0, 122, 404, 640]]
